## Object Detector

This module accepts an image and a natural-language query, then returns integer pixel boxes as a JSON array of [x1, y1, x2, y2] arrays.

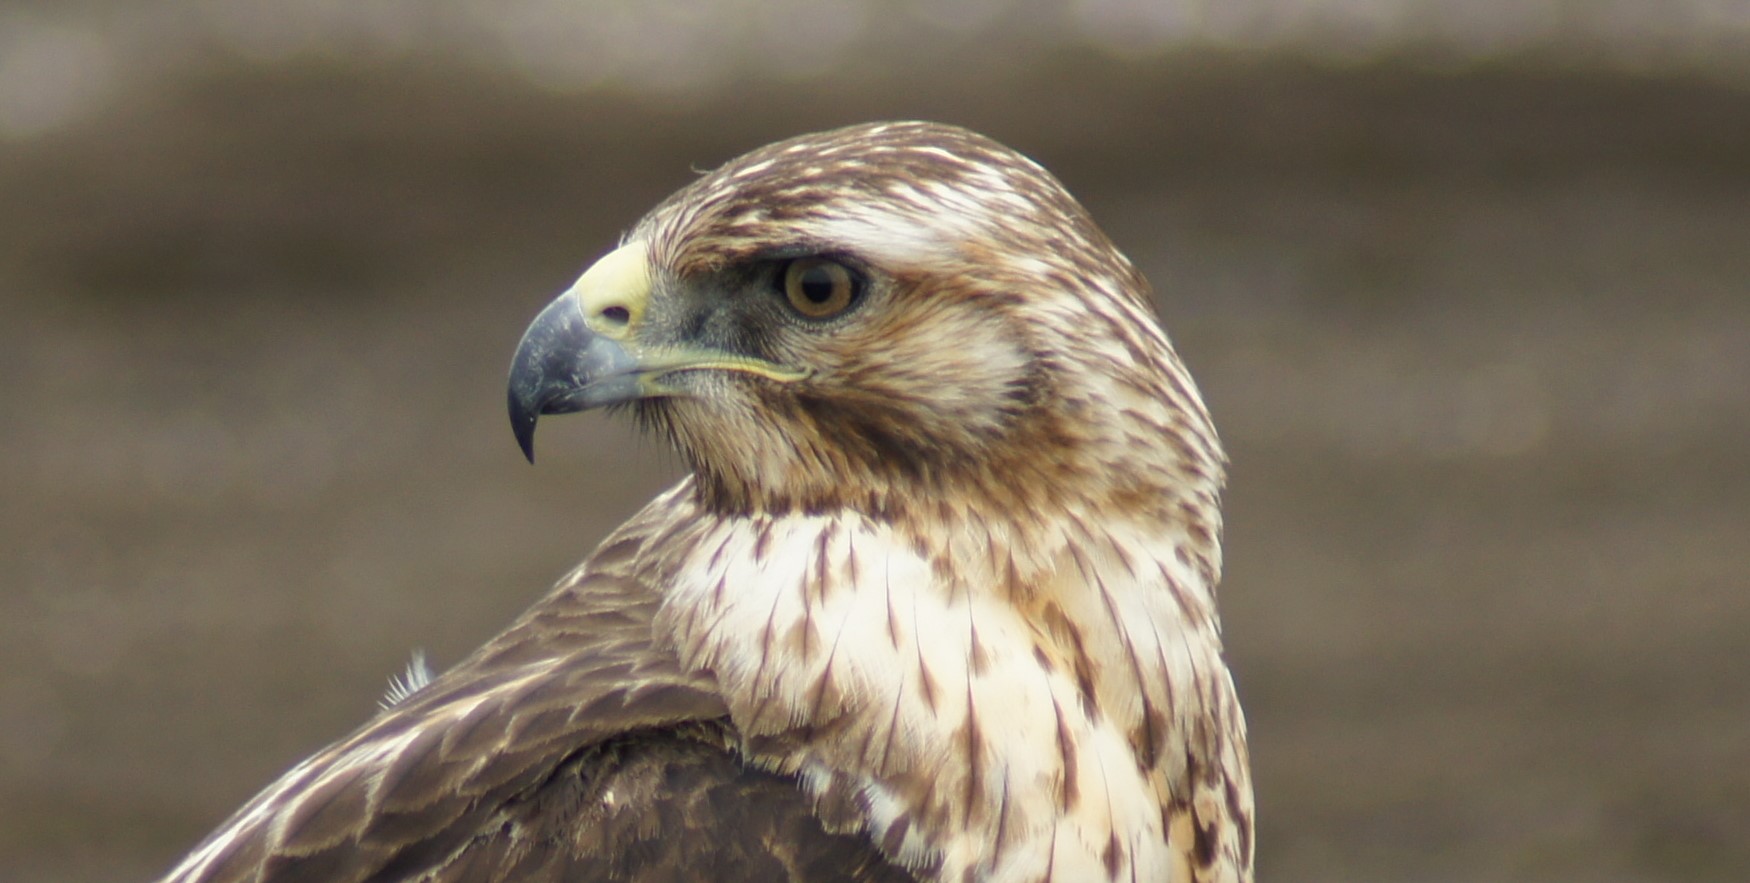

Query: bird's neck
[[654, 493, 1231, 882]]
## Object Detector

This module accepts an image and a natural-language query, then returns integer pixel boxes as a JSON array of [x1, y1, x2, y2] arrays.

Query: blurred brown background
[[2, 2, 1747, 881]]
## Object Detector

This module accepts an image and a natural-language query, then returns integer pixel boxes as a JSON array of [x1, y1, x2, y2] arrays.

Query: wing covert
[[161, 484, 730, 882]]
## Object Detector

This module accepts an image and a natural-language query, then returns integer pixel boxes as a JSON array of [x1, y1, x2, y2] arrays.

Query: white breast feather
[[659, 509, 1213, 883]]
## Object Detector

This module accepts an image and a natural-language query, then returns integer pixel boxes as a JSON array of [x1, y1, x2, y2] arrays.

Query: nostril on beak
[[599, 305, 631, 326]]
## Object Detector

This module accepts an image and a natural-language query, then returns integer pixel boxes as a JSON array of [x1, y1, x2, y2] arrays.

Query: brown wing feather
[[160, 482, 915, 883], [422, 728, 915, 883]]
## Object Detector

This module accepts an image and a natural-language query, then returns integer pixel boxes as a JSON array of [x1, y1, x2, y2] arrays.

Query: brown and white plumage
[[160, 121, 1253, 883]]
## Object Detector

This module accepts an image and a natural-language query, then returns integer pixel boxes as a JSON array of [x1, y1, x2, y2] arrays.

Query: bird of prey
[[159, 121, 1253, 883]]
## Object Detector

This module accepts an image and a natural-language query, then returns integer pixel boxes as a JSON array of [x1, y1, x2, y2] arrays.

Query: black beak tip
[[508, 389, 539, 464]]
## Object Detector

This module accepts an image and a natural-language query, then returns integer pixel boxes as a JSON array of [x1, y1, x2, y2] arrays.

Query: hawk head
[[510, 121, 1221, 540]]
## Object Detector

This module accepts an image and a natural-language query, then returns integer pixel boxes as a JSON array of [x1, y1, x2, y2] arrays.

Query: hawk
[[159, 121, 1253, 883]]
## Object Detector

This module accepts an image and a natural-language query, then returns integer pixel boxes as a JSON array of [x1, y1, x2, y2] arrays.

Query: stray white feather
[[380, 649, 434, 709]]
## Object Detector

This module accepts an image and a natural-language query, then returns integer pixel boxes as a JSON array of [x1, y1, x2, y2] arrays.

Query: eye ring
[[780, 258, 859, 319]]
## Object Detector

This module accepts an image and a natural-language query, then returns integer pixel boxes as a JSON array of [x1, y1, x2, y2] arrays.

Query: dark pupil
[[799, 268, 836, 304]]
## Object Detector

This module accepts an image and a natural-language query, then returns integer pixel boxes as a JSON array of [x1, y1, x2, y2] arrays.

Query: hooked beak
[[506, 241, 805, 462]]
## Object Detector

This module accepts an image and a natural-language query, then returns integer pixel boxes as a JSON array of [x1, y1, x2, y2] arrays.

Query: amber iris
[[782, 258, 857, 318]]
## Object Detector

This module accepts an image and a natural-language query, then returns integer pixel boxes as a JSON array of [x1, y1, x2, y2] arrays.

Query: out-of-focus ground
[[2, 3, 1748, 881]]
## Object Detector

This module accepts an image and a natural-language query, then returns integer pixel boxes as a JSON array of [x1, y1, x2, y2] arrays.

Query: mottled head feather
[[626, 122, 1223, 557]]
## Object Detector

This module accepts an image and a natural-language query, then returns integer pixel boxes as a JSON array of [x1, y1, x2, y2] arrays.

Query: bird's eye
[[780, 258, 858, 319]]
